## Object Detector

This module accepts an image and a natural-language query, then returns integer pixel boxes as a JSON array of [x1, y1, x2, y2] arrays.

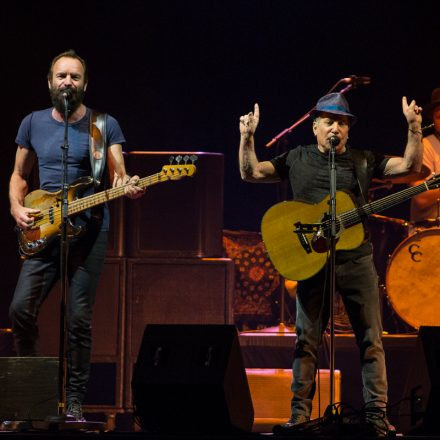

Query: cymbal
[[372, 159, 430, 185]]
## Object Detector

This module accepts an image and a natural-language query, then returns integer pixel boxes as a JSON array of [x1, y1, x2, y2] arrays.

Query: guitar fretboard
[[68, 172, 168, 215], [341, 179, 432, 227], [319, 176, 439, 231]]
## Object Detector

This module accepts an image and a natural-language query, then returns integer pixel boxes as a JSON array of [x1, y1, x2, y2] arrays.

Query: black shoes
[[66, 400, 86, 422], [273, 413, 310, 434], [363, 413, 396, 438], [273, 411, 396, 438]]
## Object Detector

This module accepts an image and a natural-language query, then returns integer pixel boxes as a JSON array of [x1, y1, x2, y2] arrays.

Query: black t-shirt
[[270, 144, 389, 262]]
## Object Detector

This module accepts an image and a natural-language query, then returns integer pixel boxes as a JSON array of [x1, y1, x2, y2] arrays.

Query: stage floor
[[1, 331, 434, 438], [239, 331, 419, 433]]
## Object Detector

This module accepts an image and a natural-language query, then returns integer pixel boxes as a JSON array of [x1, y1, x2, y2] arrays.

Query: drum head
[[386, 228, 440, 329]]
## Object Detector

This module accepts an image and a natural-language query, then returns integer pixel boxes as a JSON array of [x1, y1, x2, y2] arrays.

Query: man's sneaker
[[273, 413, 310, 434], [363, 412, 396, 438], [66, 400, 86, 422]]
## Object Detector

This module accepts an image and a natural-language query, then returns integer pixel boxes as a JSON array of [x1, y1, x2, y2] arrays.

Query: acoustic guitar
[[261, 174, 440, 281]]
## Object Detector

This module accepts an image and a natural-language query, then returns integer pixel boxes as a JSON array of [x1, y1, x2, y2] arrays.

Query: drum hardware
[[370, 213, 409, 226]]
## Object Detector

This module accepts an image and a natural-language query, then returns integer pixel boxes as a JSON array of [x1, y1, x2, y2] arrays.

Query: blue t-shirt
[[15, 107, 126, 231]]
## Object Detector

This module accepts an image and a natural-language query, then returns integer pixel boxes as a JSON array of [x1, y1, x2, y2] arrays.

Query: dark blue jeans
[[291, 251, 387, 417], [9, 228, 108, 404]]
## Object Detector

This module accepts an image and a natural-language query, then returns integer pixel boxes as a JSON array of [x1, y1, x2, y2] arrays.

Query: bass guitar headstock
[[161, 154, 198, 180]]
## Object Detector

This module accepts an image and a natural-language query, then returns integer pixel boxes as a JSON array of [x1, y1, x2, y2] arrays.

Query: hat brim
[[311, 108, 357, 125]]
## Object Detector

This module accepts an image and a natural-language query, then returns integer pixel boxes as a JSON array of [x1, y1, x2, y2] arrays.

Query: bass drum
[[386, 228, 440, 329]]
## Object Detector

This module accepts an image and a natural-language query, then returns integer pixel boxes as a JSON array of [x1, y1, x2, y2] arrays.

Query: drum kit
[[369, 162, 440, 330]]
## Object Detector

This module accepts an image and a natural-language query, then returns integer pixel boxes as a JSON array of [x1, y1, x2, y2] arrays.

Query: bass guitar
[[261, 174, 440, 281], [18, 157, 197, 257]]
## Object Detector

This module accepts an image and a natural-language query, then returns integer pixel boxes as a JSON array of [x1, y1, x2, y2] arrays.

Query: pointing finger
[[254, 103, 260, 121]]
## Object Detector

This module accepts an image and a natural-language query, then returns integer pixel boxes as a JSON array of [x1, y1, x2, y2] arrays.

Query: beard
[[49, 85, 85, 117]]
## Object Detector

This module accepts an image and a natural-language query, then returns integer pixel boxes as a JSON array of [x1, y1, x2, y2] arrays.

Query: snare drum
[[386, 228, 440, 329]]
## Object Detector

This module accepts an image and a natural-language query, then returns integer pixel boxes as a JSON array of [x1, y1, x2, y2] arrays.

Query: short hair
[[47, 49, 88, 83]]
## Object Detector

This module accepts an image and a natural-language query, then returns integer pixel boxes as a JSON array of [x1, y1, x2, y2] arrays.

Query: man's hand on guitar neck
[[112, 172, 145, 199], [11, 204, 40, 230]]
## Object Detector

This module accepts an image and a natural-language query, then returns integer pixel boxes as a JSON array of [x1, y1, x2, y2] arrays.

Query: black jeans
[[291, 251, 387, 417], [9, 228, 108, 404]]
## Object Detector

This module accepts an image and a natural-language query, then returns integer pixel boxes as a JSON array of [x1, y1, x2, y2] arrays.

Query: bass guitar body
[[18, 177, 93, 256]]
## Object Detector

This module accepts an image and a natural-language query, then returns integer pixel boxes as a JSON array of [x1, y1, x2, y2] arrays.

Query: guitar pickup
[[294, 222, 322, 254]]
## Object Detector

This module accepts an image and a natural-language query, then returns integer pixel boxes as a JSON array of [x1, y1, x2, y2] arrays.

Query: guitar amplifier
[[124, 257, 234, 407], [124, 151, 224, 258], [106, 197, 125, 257]]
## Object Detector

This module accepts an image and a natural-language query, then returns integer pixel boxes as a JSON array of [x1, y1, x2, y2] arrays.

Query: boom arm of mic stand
[[266, 110, 314, 148], [265, 81, 354, 148]]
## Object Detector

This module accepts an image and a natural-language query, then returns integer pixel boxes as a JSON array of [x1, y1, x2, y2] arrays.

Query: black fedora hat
[[311, 92, 357, 125], [424, 88, 440, 119]]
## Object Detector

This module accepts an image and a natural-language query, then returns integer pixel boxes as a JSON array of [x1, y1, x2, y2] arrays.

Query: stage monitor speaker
[[0, 357, 58, 421], [131, 324, 254, 434], [399, 326, 440, 434], [125, 151, 224, 258]]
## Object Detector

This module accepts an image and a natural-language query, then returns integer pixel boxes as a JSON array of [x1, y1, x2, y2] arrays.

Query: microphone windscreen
[[329, 136, 340, 147]]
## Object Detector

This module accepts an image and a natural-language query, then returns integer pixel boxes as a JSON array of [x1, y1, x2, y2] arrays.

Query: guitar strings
[[319, 181, 434, 232], [27, 171, 180, 228]]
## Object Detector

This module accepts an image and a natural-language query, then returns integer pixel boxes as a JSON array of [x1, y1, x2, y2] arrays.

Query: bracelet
[[408, 128, 423, 136]]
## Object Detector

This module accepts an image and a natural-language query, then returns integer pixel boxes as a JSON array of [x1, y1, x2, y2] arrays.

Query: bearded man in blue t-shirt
[[9, 50, 144, 422]]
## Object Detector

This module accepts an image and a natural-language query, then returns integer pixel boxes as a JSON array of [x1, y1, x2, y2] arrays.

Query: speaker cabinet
[[125, 257, 234, 406], [131, 324, 253, 434], [124, 151, 224, 258], [399, 326, 440, 434], [0, 357, 58, 420], [106, 198, 125, 257], [37, 258, 125, 410]]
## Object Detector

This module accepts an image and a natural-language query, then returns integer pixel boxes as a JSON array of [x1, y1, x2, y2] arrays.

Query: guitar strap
[[89, 110, 107, 188], [350, 148, 368, 205]]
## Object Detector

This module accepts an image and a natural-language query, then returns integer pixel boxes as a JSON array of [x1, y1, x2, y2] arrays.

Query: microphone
[[341, 75, 371, 86], [62, 88, 73, 99], [329, 136, 340, 147]]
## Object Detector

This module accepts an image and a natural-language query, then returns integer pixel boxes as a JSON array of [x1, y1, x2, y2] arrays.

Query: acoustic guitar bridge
[[294, 222, 321, 254]]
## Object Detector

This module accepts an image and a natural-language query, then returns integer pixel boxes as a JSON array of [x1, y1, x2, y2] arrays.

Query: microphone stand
[[328, 137, 338, 414], [46, 94, 70, 424], [59, 94, 70, 419]]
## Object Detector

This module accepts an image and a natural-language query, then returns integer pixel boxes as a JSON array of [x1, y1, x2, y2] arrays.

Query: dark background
[[1, 0, 439, 327]]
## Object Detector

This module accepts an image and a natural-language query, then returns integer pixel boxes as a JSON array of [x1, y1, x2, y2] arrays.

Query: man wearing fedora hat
[[239, 92, 423, 437], [410, 87, 440, 224]]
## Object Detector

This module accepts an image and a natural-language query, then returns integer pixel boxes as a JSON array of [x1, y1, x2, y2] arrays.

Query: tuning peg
[[175, 155, 182, 164], [183, 155, 189, 164], [169, 156, 174, 164], [190, 155, 198, 164]]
